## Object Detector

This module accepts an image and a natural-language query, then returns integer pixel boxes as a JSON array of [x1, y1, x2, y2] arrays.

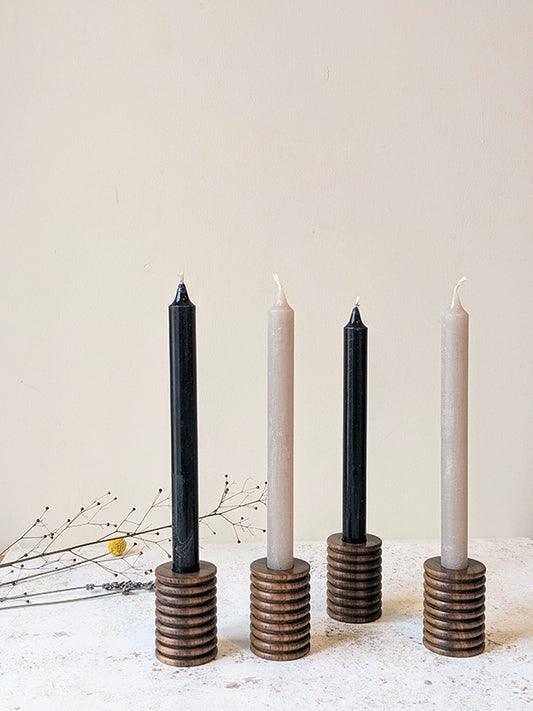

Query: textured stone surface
[[1, 539, 532, 710]]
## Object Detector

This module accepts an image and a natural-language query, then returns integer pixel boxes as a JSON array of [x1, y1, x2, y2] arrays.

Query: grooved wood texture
[[423, 556, 486, 657], [326, 533, 382, 623], [250, 557, 311, 661], [154, 560, 217, 667]]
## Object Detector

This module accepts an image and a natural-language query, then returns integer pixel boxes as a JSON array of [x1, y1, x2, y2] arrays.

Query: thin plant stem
[[0, 590, 125, 610]]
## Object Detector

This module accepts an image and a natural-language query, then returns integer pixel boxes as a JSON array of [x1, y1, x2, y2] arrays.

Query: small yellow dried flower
[[108, 538, 127, 556]]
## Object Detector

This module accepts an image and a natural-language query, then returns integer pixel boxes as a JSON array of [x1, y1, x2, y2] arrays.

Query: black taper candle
[[342, 301, 368, 544], [169, 278, 199, 573]]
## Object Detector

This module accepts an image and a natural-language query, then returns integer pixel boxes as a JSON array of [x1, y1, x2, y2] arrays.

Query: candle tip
[[273, 273, 288, 305], [347, 299, 365, 327], [450, 276, 467, 308], [172, 275, 192, 305]]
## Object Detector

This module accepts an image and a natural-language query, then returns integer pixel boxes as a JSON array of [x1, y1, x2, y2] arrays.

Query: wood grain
[[423, 556, 486, 657], [326, 532, 382, 623], [154, 560, 217, 667], [250, 557, 311, 661]]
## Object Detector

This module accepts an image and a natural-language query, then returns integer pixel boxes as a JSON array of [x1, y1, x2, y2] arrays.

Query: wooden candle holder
[[326, 532, 382, 623], [250, 557, 311, 661], [154, 560, 217, 667], [423, 556, 486, 657]]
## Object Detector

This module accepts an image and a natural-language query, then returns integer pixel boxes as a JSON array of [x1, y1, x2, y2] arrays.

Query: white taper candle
[[267, 274, 294, 570], [441, 277, 469, 570]]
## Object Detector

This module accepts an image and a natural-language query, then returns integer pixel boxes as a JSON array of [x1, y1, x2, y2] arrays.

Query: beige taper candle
[[267, 275, 294, 571], [441, 277, 469, 570]]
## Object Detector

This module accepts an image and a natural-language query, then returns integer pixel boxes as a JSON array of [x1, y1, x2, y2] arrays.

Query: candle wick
[[451, 276, 467, 308], [355, 296, 360, 308], [273, 273, 287, 305], [178, 272, 184, 284]]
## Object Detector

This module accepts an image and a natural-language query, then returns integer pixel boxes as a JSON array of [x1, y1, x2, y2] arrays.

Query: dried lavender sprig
[[0, 580, 154, 610], [2, 580, 154, 603]]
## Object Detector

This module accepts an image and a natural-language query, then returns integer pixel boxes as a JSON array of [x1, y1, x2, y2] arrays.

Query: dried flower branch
[[0, 477, 266, 607], [201, 475, 267, 543]]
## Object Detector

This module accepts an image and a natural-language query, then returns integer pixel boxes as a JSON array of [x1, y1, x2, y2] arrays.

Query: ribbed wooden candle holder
[[154, 560, 217, 667], [423, 556, 486, 658], [250, 558, 311, 661], [326, 532, 382, 623]]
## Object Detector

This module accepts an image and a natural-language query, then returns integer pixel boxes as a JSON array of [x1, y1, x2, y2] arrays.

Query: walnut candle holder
[[326, 533, 382, 623], [154, 560, 217, 667], [249, 558, 311, 661], [423, 556, 486, 657]]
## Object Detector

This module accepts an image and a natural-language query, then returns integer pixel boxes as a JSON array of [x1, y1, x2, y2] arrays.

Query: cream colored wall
[[1, 1, 532, 548]]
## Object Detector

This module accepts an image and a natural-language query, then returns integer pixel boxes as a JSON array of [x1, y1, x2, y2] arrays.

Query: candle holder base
[[249, 557, 311, 661], [326, 532, 382, 623], [154, 560, 217, 667], [423, 556, 485, 657]]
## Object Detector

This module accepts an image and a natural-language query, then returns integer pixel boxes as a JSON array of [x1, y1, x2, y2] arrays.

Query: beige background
[[1, 1, 531, 548]]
